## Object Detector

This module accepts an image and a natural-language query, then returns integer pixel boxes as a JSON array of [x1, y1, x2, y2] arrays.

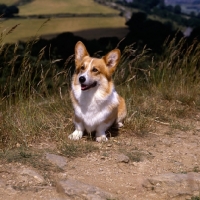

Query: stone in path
[[143, 172, 200, 198], [115, 153, 130, 163], [20, 168, 45, 183], [56, 179, 115, 200], [46, 153, 67, 168]]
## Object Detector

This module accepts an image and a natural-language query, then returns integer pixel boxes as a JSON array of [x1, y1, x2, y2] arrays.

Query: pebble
[[46, 153, 67, 168]]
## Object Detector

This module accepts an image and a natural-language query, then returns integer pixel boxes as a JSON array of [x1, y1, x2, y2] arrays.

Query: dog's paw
[[117, 122, 124, 128], [68, 130, 83, 140], [112, 122, 124, 129], [96, 135, 108, 142]]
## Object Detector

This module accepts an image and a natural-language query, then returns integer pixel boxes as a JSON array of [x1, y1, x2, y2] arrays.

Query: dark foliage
[[124, 12, 184, 53], [0, 4, 19, 17]]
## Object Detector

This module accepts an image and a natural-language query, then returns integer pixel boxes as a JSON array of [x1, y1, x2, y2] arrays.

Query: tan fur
[[117, 96, 127, 123], [68, 41, 127, 142]]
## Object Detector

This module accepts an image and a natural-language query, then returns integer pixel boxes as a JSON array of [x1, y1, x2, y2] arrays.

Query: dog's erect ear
[[103, 49, 121, 74], [75, 41, 89, 64]]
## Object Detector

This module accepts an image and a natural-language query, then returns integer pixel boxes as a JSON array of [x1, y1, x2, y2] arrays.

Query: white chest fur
[[72, 87, 119, 132]]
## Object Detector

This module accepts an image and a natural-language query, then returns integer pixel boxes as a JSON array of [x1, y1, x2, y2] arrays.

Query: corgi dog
[[68, 41, 126, 142]]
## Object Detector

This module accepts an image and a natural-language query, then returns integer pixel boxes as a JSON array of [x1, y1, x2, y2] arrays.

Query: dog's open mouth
[[81, 82, 97, 91]]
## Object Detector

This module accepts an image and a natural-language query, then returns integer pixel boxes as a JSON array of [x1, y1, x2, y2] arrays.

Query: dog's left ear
[[103, 49, 121, 74]]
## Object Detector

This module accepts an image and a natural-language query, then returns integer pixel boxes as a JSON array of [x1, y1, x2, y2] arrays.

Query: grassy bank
[[0, 0, 125, 43], [0, 34, 200, 150], [18, 0, 119, 15], [1, 17, 127, 43], [0, 0, 119, 15]]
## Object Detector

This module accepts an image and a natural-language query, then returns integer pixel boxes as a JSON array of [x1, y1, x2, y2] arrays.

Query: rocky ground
[[0, 115, 200, 200]]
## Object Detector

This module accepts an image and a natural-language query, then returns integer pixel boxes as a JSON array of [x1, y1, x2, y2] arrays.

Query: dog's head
[[73, 41, 121, 91]]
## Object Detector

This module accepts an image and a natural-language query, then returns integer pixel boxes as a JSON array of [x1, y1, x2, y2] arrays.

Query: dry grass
[[114, 39, 200, 135], [0, 26, 200, 153]]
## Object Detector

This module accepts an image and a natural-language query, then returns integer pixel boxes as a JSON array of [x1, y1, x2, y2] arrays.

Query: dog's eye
[[92, 67, 98, 72], [80, 66, 85, 70]]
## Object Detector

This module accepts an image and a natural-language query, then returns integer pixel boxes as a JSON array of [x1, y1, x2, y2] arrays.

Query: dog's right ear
[[75, 41, 89, 65]]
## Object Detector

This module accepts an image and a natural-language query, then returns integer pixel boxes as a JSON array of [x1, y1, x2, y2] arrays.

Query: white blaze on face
[[88, 58, 94, 71], [79, 59, 94, 85]]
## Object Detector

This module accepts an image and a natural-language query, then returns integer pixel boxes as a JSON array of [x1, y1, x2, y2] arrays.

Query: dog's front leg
[[68, 120, 84, 140], [96, 123, 109, 142]]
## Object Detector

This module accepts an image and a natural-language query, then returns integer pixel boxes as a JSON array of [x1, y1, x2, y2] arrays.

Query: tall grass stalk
[[115, 38, 200, 134], [0, 24, 74, 149]]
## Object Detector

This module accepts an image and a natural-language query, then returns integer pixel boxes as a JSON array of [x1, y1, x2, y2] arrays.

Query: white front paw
[[96, 135, 108, 142], [68, 130, 83, 140]]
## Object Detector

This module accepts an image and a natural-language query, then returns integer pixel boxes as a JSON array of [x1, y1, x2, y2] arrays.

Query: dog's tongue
[[81, 82, 97, 91], [81, 84, 88, 90]]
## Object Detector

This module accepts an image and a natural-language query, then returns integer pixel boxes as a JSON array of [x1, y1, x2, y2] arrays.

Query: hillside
[[0, 0, 128, 43], [18, 0, 119, 15]]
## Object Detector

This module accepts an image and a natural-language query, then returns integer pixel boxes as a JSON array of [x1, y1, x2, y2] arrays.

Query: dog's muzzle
[[79, 76, 97, 91]]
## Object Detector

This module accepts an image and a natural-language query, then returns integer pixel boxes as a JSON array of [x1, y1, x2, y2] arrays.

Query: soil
[[0, 114, 200, 200]]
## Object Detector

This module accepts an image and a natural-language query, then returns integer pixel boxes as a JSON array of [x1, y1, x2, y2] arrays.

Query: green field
[[0, 0, 127, 43], [0, 0, 119, 15], [1, 17, 127, 43], [0, 0, 18, 6], [18, 0, 119, 15]]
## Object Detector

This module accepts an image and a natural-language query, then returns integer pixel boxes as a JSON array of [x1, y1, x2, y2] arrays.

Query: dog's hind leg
[[116, 96, 127, 128]]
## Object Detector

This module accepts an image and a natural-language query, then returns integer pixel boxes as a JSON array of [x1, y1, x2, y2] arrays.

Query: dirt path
[[0, 116, 200, 200]]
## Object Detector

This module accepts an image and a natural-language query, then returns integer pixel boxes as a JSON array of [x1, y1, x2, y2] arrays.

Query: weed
[[170, 122, 192, 132], [190, 196, 200, 200], [193, 166, 200, 173], [126, 151, 142, 162], [60, 141, 99, 158], [119, 148, 147, 162], [106, 198, 118, 200], [0, 147, 63, 173]]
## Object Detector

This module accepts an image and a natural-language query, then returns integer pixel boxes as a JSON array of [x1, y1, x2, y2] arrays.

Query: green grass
[[1, 17, 127, 43]]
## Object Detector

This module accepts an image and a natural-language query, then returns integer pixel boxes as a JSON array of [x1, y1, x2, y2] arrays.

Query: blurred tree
[[189, 26, 200, 40], [4, 6, 19, 17], [174, 5, 181, 14], [190, 11, 195, 17], [166, 5, 173, 12], [159, 0, 165, 9], [125, 12, 147, 31], [0, 4, 7, 15], [124, 11, 181, 52], [0, 4, 19, 17], [134, 0, 160, 9]]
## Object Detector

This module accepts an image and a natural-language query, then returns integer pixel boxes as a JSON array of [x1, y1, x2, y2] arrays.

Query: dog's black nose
[[79, 76, 86, 83]]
